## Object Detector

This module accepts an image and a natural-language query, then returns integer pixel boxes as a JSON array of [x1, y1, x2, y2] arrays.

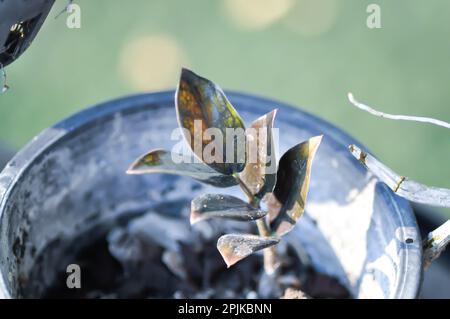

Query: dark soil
[[22, 197, 350, 299], [35, 222, 350, 299]]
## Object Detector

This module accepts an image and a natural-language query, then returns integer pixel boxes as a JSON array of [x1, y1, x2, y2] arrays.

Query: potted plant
[[0, 69, 422, 299]]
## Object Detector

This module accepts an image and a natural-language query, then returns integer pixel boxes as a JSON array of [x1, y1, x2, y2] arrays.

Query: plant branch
[[348, 92, 450, 129], [1, 63, 9, 94], [347, 93, 450, 268], [348, 144, 450, 269], [348, 144, 450, 208], [233, 173, 279, 274], [423, 220, 450, 270], [347, 92, 450, 207]]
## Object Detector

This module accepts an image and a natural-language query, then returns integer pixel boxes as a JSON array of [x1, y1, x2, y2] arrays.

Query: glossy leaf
[[268, 135, 323, 236], [239, 109, 278, 200], [190, 194, 267, 225], [217, 234, 280, 268], [176, 68, 246, 175], [127, 149, 237, 187]]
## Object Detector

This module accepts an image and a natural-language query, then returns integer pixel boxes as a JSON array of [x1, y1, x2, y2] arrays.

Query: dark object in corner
[[0, 0, 55, 67]]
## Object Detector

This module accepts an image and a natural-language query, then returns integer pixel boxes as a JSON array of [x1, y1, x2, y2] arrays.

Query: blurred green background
[[0, 0, 449, 190]]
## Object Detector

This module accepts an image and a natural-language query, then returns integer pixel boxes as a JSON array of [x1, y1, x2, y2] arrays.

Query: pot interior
[[0, 92, 422, 298]]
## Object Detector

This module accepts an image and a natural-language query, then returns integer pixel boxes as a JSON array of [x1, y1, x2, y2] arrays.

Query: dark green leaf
[[217, 234, 280, 268], [127, 149, 237, 187], [268, 135, 322, 236], [190, 194, 267, 225], [176, 68, 246, 175], [239, 109, 277, 200]]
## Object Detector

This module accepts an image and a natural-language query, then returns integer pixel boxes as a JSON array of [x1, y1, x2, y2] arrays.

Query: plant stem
[[233, 173, 279, 275], [256, 220, 279, 275]]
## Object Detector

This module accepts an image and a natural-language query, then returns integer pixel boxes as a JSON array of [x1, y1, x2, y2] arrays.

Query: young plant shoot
[[127, 68, 322, 273]]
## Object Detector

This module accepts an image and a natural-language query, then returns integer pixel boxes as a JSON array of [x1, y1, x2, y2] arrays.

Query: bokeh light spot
[[223, 0, 294, 31], [283, 0, 339, 37], [119, 35, 188, 91]]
